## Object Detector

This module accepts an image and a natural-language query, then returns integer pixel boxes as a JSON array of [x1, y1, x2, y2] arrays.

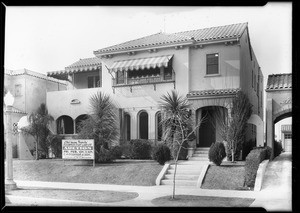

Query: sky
[[4, 3, 292, 127]]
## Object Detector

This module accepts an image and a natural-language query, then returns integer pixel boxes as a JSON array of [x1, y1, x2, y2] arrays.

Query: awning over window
[[109, 55, 173, 72]]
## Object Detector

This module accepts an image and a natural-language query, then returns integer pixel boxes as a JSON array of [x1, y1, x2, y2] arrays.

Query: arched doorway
[[138, 111, 148, 139], [155, 111, 162, 141], [196, 106, 228, 147], [75, 114, 89, 133], [124, 113, 131, 141], [57, 115, 74, 134]]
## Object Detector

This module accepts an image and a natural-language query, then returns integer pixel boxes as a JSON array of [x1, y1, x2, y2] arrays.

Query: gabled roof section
[[94, 23, 248, 55], [266, 73, 292, 90]]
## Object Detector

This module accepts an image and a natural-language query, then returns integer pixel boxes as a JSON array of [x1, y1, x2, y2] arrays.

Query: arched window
[[75, 114, 89, 133], [156, 111, 162, 141], [57, 115, 74, 134], [124, 113, 131, 141], [139, 111, 148, 139]]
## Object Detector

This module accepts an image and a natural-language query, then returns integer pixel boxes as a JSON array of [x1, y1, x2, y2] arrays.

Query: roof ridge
[[171, 22, 248, 36]]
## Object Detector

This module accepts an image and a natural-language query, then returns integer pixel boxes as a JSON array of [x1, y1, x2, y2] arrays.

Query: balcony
[[112, 71, 175, 90]]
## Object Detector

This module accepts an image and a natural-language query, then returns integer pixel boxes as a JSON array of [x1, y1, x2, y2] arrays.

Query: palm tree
[[22, 103, 54, 160], [77, 91, 118, 161], [160, 90, 200, 199]]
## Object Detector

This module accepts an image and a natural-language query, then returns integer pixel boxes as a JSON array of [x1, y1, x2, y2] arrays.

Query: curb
[[254, 160, 269, 191]]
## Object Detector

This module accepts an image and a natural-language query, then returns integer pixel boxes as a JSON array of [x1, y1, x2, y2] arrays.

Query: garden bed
[[201, 161, 251, 190], [12, 159, 163, 186]]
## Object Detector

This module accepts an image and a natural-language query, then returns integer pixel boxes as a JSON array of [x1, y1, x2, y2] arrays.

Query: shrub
[[225, 141, 242, 161], [129, 139, 152, 159], [110, 145, 123, 159], [242, 139, 256, 160], [33, 149, 47, 159], [152, 144, 171, 165], [244, 148, 266, 187], [96, 146, 115, 163], [48, 135, 63, 158], [208, 142, 226, 166], [264, 146, 272, 160], [170, 140, 189, 160], [274, 140, 283, 157]]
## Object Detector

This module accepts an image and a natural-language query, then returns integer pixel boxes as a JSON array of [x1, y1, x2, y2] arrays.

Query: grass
[[12, 159, 163, 186], [7, 187, 139, 203], [201, 161, 250, 190], [151, 195, 254, 207]]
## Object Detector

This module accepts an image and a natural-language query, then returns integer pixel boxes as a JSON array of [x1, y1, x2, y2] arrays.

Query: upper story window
[[88, 75, 100, 88], [257, 75, 260, 96], [206, 53, 219, 75], [15, 84, 22, 97], [116, 70, 125, 85]]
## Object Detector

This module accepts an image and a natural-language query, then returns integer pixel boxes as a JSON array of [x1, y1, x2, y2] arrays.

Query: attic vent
[[70, 99, 81, 104]]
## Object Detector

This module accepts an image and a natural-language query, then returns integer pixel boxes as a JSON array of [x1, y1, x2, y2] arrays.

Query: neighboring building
[[4, 69, 67, 158], [47, 22, 264, 149], [265, 73, 292, 157], [281, 124, 292, 152]]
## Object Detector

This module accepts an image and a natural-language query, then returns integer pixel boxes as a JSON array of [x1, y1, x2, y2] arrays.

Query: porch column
[[124, 71, 128, 85], [266, 98, 274, 160], [131, 111, 138, 140], [148, 110, 156, 140], [189, 109, 197, 149], [73, 119, 76, 134]]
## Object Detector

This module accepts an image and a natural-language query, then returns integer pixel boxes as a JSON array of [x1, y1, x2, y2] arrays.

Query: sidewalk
[[5, 152, 292, 210]]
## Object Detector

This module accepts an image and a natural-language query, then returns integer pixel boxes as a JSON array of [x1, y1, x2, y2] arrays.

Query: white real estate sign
[[62, 139, 95, 160]]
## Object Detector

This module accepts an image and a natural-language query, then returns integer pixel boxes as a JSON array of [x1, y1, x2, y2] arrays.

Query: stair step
[[189, 157, 209, 161], [194, 150, 209, 154], [161, 180, 197, 186], [169, 164, 203, 169], [195, 147, 210, 150], [167, 169, 201, 175], [164, 174, 199, 180]]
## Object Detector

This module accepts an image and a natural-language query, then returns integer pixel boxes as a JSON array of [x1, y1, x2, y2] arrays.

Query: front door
[[198, 108, 216, 147]]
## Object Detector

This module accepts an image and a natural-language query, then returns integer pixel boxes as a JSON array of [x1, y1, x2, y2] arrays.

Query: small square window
[[206, 53, 219, 75], [15, 84, 22, 97]]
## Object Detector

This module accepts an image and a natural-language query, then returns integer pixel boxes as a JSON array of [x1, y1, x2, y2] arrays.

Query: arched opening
[[124, 113, 131, 141], [75, 114, 89, 133], [139, 111, 148, 140], [196, 106, 228, 147], [155, 111, 162, 141], [57, 115, 74, 134]]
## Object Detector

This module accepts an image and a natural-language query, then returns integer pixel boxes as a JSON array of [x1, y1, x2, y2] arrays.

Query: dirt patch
[[12, 159, 163, 186], [201, 163, 248, 190], [7, 187, 139, 203], [151, 195, 254, 207]]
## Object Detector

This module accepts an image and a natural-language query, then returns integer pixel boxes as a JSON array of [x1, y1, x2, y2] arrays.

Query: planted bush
[[96, 146, 115, 163], [208, 142, 226, 166], [129, 139, 152, 159], [152, 144, 171, 165], [48, 135, 64, 158], [110, 145, 123, 159], [242, 139, 256, 160], [244, 148, 266, 187], [264, 146, 272, 160], [274, 140, 283, 157]]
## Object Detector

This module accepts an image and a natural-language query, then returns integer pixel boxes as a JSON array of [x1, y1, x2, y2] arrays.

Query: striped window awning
[[109, 55, 173, 72]]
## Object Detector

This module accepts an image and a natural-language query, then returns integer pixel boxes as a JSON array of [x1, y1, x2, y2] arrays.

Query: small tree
[[160, 90, 203, 199], [21, 103, 54, 160], [215, 91, 252, 162], [77, 91, 118, 162]]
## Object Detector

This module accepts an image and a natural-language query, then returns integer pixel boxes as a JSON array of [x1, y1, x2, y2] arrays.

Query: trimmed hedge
[[152, 144, 171, 165], [274, 140, 283, 158], [208, 142, 226, 166], [96, 146, 115, 163], [244, 148, 266, 187], [242, 139, 256, 160], [110, 145, 123, 159], [129, 139, 152, 159]]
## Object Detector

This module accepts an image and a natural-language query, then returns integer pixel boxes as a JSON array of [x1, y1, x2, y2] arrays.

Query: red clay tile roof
[[187, 88, 240, 98], [94, 23, 247, 55], [266, 73, 292, 90], [47, 57, 102, 76]]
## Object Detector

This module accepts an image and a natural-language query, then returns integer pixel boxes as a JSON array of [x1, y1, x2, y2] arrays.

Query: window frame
[[206, 53, 220, 76], [14, 84, 22, 97]]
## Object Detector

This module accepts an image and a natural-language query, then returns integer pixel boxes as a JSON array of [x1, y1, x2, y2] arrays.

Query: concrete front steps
[[159, 147, 210, 187]]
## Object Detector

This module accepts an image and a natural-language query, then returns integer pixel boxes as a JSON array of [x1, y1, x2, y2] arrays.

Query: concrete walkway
[[5, 152, 292, 210]]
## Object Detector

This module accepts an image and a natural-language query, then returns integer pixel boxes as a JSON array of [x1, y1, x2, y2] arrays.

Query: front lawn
[[151, 195, 254, 207], [7, 187, 139, 203], [201, 161, 250, 190], [12, 159, 163, 186]]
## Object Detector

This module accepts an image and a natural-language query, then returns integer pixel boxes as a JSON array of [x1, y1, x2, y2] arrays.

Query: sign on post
[[62, 139, 95, 167]]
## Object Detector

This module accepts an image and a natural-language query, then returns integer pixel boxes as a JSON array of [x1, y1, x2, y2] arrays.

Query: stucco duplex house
[[47, 22, 264, 150]]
